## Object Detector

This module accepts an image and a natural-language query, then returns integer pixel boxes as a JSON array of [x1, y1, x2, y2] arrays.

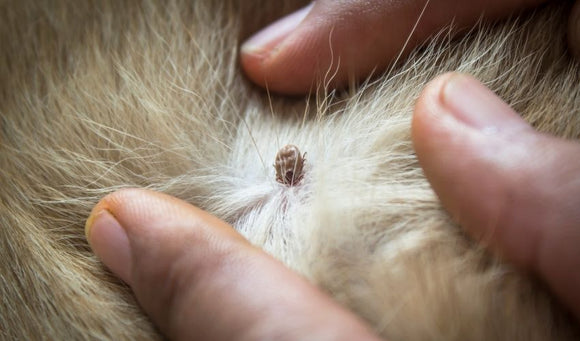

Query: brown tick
[[274, 145, 305, 186]]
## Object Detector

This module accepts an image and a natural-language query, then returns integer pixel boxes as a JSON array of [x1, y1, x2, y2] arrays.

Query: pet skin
[[0, 0, 579, 340]]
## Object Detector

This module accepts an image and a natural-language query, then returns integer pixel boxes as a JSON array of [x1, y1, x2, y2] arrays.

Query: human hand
[[84, 189, 381, 341], [241, 0, 580, 95], [412, 72, 580, 321]]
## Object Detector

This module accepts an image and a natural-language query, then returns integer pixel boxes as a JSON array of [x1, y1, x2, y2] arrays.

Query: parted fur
[[1, 0, 579, 340]]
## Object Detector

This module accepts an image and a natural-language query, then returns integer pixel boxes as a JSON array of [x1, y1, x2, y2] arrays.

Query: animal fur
[[0, 0, 579, 340]]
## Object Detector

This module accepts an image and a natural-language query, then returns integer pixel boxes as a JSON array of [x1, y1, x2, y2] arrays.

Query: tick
[[274, 144, 305, 186]]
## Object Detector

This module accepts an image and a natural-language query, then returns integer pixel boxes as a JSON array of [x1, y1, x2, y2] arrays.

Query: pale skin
[[86, 1, 580, 340]]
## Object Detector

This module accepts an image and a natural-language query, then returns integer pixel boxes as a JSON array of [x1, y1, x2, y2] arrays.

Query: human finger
[[85, 188, 380, 341], [241, 0, 546, 94], [412, 72, 580, 320]]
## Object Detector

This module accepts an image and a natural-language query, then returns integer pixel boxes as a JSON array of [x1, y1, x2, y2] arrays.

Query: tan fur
[[1, 0, 579, 339]]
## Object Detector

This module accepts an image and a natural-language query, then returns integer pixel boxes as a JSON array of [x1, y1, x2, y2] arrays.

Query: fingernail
[[440, 73, 529, 134], [85, 209, 132, 283], [241, 3, 313, 56]]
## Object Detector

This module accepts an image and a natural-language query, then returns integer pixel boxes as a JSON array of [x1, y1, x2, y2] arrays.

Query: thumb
[[240, 0, 545, 95], [85, 189, 379, 341], [412, 73, 580, 320]]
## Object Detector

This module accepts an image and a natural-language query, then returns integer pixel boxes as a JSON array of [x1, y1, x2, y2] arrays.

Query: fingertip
[[240, 32, 322, 95], [412, 72, 457, 147], [411, 72, 538, 266], [240, 3, 314, 56], [97, 189, 250, 253], [85, 208, 132, 284], [240, 3, 317, 94], [239, 50, 266, 88], [85, 188, 170, 285], [412, 72, 473, 191], [85, 188, 243, 285]]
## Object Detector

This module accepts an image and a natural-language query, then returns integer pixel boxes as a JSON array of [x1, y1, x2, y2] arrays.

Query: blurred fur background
[[1, 0, 579, 339]]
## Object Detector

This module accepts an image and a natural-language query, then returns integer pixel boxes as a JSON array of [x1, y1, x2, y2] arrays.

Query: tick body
[[274, 145, 305, 186]]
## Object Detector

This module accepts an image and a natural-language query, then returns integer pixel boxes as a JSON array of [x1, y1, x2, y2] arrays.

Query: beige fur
[[1, 0, 579, 339]]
